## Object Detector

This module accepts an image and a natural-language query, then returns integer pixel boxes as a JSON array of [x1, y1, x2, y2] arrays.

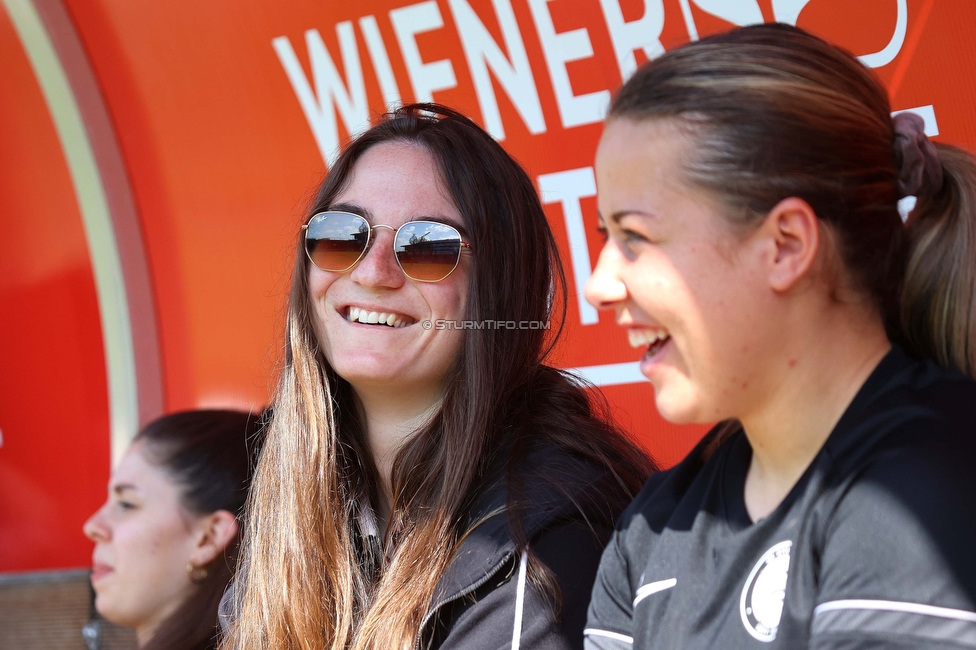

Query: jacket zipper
[[414, 551, 516, 650]]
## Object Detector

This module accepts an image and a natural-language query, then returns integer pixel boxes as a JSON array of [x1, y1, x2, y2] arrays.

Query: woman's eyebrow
[[329, 202, 373, 220], [328, 203, 470, 238], [609, 209, 659, 223], [112, 483, 138, 495]]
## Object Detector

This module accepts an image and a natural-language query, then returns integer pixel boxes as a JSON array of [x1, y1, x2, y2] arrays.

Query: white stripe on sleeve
[[813, 599, 976, 646], [633, 578, 677, 607], [814, 599, 976, 622], [583, 628, 634, 649]]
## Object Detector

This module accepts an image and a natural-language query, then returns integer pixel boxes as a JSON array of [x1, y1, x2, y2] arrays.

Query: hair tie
[[892, 112, 943, 198]]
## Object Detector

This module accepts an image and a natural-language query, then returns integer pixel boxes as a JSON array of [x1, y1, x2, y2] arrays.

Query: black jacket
[[219, 441, 631, 650], [420, 442, 632, 650]]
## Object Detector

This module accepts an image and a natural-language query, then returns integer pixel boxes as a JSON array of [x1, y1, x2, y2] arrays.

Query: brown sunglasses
[[303, 211, 472, 283]]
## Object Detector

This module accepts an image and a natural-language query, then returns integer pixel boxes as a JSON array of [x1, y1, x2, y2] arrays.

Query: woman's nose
[[83, 505, 110, 542], [349, 227, 406, 289], [584, 243, 628, 309]]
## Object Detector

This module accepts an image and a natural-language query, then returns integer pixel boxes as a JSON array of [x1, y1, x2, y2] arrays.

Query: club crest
[[739, 540, 793, 642]]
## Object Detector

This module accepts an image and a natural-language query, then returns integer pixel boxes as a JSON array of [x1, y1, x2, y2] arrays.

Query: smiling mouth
[[346, 306, 415, 328], [628, 328, 671, 356]]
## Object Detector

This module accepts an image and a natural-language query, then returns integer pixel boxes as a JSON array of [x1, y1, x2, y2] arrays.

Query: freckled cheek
[[421, 329, 464, 386], [143, 524, 195, 589], [308, 270, 340, 303], [105, 529, 149, 588], [426, 281, 468, 320], [454, 292, 468, 319], [123, 526, 161, 561], [120, 518, 184, 564], [692, 334, 754, 413], [625, 272, 673, 314]]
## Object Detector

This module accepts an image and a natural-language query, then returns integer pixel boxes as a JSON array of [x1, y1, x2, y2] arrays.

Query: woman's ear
[[759, 197, 821, 292], [189, 510, 239, 567]]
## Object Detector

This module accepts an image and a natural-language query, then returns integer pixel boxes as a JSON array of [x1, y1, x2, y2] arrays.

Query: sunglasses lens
[[305, 212, 369, 271], [395, 221, 463, 281]]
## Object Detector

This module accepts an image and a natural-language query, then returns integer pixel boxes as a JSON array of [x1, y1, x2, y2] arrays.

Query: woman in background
[[222, 104, 653, 650], [584, 23, 976, 649], [84, 409, 264, 650]]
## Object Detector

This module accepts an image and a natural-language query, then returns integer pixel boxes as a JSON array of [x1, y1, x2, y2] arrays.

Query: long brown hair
[[225, 104, 652, 650], [609, 23, 976, 378], [137, 409, 266, 650]]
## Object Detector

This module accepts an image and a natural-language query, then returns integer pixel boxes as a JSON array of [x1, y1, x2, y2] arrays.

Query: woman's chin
[[652, 387, 704, 425], [341, 369, 408, 391], [94, 596, 129, 628], [332, 359, 400, 385]]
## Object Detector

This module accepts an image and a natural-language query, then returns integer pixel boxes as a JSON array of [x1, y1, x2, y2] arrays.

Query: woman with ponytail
[[84, 410, 265, 650], [220, 104, 653, 650], [583, 23, 976, 650]]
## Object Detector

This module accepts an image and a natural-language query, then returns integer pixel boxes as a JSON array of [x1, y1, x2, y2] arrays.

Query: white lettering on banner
[[857, 0, 907, 68], [676, 0, 699, 40], [359, 15, 403, 110], [276, 0, 911, 167], [390, 1, 458, 102], [598, 0, 665, 80], [527, 0, 610, 128], [449, 0, 546, 140], [538, 167, 599, 325], [675, 0, 907, 68], [567, 361, 646, 386], [272, 26, 370, 166], [773, 0, 908, 67]]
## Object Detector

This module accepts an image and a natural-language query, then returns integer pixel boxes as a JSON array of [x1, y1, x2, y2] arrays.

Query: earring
[[186, 562, 209, 582]]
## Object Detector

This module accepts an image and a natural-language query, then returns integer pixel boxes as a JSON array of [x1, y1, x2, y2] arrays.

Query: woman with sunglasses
[[583, 24, 976, 650], [220, 104, 653, 650]]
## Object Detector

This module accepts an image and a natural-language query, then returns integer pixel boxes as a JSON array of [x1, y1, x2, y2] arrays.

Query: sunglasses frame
[[302, 210, 473, 283]]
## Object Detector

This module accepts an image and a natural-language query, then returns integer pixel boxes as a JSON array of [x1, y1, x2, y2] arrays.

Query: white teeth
[[346, 306, 412, 328], [628, 329, 669, 349]]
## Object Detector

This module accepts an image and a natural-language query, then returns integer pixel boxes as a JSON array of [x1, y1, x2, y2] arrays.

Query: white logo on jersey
[[739, 540, 793, 642]]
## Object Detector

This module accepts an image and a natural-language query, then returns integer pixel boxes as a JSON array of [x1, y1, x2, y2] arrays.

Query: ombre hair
[[223, 104, 652, 650], [610, 23, 976, 377]]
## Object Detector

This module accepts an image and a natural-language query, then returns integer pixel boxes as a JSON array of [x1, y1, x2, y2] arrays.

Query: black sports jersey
[[585, 346, 976, 649]]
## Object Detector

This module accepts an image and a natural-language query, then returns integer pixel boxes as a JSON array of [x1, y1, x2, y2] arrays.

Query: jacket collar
[[431, 440, 610, 603]]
